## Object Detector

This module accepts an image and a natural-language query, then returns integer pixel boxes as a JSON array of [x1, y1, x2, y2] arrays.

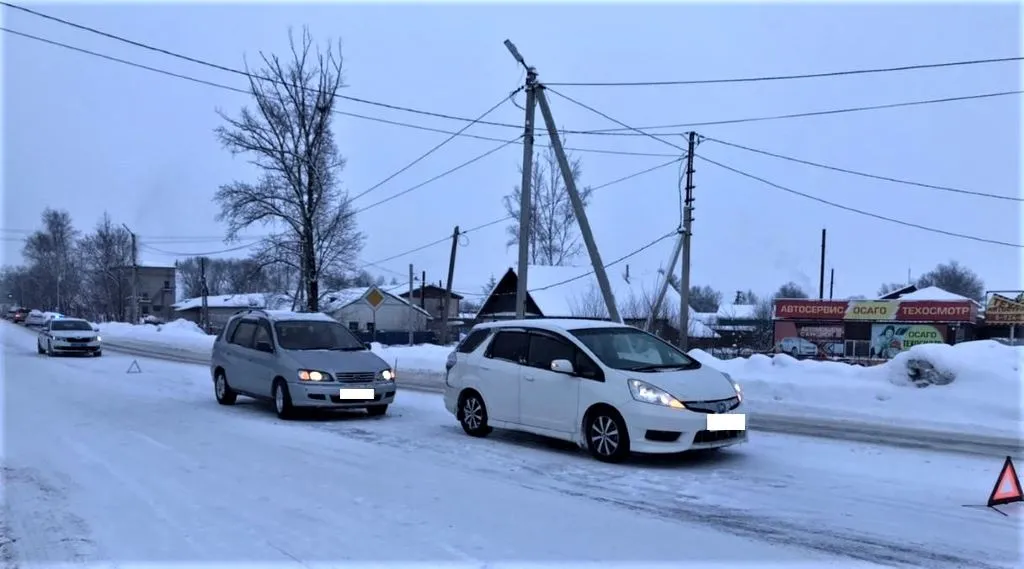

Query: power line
[[569, 90, 1024, 134], [0, 27, 677, 159], [697, 154, 1024, 248], [546, 56, 1024, 87], [349, 89, 520, 203], [139, 241, 261, 257], [526, 231, 677, 293], [544, 87, 689, 153], [703, 136, 1023, 202]]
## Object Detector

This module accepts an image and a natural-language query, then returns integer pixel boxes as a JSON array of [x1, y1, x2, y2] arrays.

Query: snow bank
[[690, 341, 1023, 439], [99, 319, 216, 354], [370, 342, 452, 374]]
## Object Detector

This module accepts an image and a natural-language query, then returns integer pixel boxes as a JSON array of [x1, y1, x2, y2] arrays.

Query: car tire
[[94, 350, 103, 357], [789, 348, 800, 358], [366, 405, 388, 417], [272, 379, 295, 420], [214, 371, 237, 406], [584, 407, 631, 463], [37, 341, 44, 355], [458, 391, 492, 437], [46, 340, 54, 357]]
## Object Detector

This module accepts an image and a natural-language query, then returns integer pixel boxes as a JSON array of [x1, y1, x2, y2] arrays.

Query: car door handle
[[523, 375, 535, 382]]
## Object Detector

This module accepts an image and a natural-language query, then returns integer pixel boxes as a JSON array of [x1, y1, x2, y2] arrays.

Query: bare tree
[[917, 260, 984, 301], [503, 138, 593, 266], [214, 27, 363, 312], [22, 209, 80, 313], [877, 282, 910, 297], [78, 212, 133, 320], [775, 281, 809, 299], [568, 284, 608, 318]]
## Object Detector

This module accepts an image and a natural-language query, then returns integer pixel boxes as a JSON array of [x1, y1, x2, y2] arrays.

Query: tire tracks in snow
[[312, 416, 1008, 569]]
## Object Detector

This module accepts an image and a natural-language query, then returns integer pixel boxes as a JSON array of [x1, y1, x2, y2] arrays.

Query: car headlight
[[96, 336, 102, 342], [379, 369, 395, 381], [297, 369, 330, 382], [723, 372, 743, 401], [627, 379, 684, 409]]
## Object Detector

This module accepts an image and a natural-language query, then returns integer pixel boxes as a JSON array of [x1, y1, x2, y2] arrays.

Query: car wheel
[[458, 391, 492, 437], [789, 348, 800, 358], [366, 405, 388, 417], [37, 341, 44, 355], [585, 408, 631, 463], [214, 371, 237, 406], [272, 379, 295, 420], [46, 340, 54, 357], [94, 350, 103, 357]]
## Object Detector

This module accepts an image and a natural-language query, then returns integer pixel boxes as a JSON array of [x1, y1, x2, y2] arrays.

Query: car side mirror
[[550, 359, 575, 375], [255, 340, 274, 353], [92, 326, 100, 332], [363, 342, 372, 350]]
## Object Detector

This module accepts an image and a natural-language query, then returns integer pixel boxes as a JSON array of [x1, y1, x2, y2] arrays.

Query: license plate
[[706, 413, 746, 432], [338, 388, 374, 400]]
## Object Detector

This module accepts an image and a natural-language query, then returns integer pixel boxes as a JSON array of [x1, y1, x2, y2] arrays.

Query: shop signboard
[[984, 293, 1024, 325], [774, 299, 976, 322], [869, 323, 945, 359]]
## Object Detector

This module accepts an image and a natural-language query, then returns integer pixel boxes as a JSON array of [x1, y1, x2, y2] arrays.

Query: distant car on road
[[210, 309, 396, 420], [9, 307, 28, 323], [24, 310, 63, 328], [443, 318, 747, 463], [776, 336, 819, 358], [37, 317, 102, 357]]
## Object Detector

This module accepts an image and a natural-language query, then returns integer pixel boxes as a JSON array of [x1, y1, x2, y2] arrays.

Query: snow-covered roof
[[173, 293, 291, 312], [715, 303, 758, 320], [895, 286, 977, 303], [479, 265, 719, 338], [321, 285, 432, 318]]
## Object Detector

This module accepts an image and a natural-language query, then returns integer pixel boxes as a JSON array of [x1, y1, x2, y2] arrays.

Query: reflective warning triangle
[[126, 360, 142, 374], [988, 456, 1023, 507]]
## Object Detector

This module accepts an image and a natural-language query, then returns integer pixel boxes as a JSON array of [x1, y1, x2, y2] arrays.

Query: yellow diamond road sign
[[364, 288, 385, 309]]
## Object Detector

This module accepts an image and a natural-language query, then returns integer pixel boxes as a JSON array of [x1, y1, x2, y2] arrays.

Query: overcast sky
[[2, 2, 1021, 305]]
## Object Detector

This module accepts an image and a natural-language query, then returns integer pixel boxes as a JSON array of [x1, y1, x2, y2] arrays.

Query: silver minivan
[[211, 309, 397, 419]]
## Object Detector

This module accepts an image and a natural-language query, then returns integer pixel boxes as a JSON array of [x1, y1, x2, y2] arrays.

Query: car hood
[[633, 365, 736, 402], [50, 330, 98, 339], [284, 349, 390, 373]]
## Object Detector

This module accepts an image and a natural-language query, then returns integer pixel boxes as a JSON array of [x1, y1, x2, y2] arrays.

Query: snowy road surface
[[1, 323, 1019, 568]]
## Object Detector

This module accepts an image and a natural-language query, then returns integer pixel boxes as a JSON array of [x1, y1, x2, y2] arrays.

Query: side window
[[229, 320, 258, 348], [574, 350, 603, 381], [348, 321, 359, 331], [457, 329, 492, 354], [221, 318, 240, 342], [527, 333, 575, 370], [485, 331, 528, 363], [253, 319, 273, 347]]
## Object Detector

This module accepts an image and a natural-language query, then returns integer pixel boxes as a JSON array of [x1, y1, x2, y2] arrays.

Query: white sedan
[[37, 317, 102, 357]]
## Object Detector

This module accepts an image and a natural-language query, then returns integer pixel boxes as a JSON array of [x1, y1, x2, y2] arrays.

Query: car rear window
[[457, 329, 492, 354]]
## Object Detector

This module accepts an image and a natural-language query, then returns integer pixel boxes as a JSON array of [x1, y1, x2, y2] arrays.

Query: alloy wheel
[[590, 415, 620, 457], [463, 397, 483, 430]]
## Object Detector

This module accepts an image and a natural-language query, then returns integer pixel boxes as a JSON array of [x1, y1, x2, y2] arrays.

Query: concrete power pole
[[440, 226, 460, 345], [407, 263, 415, 346], [678, 132, 697, 350], [507, 40, 538, 320], [123, 223, 138, 324]]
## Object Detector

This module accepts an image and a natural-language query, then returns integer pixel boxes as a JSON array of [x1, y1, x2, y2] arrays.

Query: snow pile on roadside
[[689, 342, 1023, 438], [371, 342, 451, 374], [99, 319, 216, 354]]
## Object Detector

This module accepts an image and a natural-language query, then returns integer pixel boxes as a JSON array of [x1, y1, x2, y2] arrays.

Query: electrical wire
[[349, 89, 521, 203], [702, 136, 1023, 202], [696, 154, 1024, 248], [545, 56, 1024, 87], [0, 27, 677, 159], [569, 90, 1024, 134], [139, 241, 264, 257], [526, 231, 678, 293]]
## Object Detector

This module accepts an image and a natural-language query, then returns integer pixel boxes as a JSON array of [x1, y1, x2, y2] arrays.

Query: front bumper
[[290, 381, 396, 409], [51, 341, 101, 354], [624, 401, 748, 454]]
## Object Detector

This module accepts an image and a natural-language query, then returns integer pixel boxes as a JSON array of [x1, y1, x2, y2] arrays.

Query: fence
[[351, 330, 437, 346]]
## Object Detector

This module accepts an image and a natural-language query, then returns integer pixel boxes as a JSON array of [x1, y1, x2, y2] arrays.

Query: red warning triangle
[[987, 456, 1023, 507]]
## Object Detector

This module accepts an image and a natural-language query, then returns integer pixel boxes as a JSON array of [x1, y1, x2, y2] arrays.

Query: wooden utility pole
[[818, 228, 827, 299], [508, 40, 538, 320], [440, 226, 460, 345], [200, 257, 209, 332], [829, 268, 835, 300], [407, 264, 415, 346], [678, 132, 697, 350], [122, 223, 138, 324]]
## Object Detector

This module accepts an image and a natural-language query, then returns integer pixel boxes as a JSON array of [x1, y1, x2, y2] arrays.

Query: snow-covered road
[[1, 323, 1019, 568]]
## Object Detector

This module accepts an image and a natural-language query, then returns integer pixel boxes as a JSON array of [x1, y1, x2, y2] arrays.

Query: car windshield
[[569, 327, 699, 372], [273, 320, 365, 351], [51, 320, 93, 331]]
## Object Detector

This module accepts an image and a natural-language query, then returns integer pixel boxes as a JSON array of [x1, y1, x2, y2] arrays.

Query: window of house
[[141, 305, 150, 315], [366, 322, 375, 334], [348, 321, 359, 331], [164, 280, 171, 289], [153, 305, 163, 314]]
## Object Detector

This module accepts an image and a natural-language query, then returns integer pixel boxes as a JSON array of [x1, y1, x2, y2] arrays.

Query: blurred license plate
[[338, 388, 374, 400]]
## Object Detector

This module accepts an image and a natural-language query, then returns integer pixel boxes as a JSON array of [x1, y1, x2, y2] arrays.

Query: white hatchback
[[443, 319, 747, 463]]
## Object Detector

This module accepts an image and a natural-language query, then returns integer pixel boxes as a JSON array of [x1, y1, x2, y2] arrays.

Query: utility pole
[[440, 226, 460, 345], [678, 131, 697, 350], [199, 257, 209, 332], [829, 268, 835, 300], [818, 228, 827, 299], [420, 270, 426, 310], [123, 223, 138, 324], [646, 231, 684, 332], [407, 263, 415, 346], [507, 40, 538, 320], [532, 87, 621, 322]]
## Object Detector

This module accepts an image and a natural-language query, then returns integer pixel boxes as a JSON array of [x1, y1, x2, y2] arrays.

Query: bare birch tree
[[78, 212, 133, 320], [214, 28, 363, 312], [504, 137, 593, 266]]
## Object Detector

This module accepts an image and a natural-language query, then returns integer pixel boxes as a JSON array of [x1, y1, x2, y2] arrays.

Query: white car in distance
[[443, 319, 747, 463], [38, 317, 103, 357]]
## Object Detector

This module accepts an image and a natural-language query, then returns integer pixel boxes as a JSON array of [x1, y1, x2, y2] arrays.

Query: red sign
[[774, 299, 976, 322]]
